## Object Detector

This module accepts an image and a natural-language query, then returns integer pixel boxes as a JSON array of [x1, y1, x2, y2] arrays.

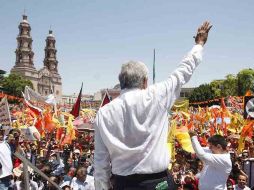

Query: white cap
[[74, 149, 80, 154]]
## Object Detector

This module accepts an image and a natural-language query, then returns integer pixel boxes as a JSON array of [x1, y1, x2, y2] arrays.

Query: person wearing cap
[[94, 21, 212, 190], [189, 133, 232, 190], [73, 149, 81, 169], [74, 149, 81, 154]]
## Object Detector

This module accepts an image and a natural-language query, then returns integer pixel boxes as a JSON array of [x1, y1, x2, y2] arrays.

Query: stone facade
[[11, 15, 62, 103]]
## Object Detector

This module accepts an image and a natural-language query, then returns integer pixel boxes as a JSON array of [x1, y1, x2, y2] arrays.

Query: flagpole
[[80, 82, 83, 112], [6, 97, 12, 127], [153, 49, 156, 84]]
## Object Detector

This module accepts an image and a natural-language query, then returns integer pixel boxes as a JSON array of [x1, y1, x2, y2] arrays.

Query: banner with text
[[0, 96, 11, 126]]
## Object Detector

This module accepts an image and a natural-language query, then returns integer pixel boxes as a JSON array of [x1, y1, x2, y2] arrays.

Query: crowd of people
[[1, 21, 254, 190], [1, 113, 253, 190], [171, 134, 254, 190], [0, 127, 96, 190]]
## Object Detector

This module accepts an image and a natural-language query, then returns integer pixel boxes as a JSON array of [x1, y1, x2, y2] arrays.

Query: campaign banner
[[0, 96, 11, 126], [20, 126, 40, 141]]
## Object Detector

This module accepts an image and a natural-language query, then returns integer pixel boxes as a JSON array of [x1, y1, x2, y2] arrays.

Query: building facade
[[11, 15, 62, 102]]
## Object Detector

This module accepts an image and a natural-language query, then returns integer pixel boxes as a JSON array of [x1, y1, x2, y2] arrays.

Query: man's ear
[[142, 78, 148, 89]]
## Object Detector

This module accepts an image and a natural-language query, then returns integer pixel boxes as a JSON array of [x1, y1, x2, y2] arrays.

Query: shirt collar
[[120, 88, 140, 95]]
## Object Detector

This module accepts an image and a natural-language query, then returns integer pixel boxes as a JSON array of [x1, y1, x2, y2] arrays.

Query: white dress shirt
[[94, 45, 203, 190], [70, 177, 95, 190], [0, 141, 13, 178], [13, 180, 39, 190], [191, 136, 232, 190], [233, 184, 251, 190]]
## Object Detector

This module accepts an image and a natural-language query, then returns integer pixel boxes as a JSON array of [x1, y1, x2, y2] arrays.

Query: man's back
[[94, 42, 205, 189], [96, 86, 171, 175]]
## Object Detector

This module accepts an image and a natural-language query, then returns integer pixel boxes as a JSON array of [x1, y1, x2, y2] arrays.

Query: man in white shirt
[[0, 128, 21, 189], [71, 167, 95, 190], [189, 133, 232, 190], [94, 21, 212, 190], [0, 140, 13, 189], [234, 174, 251, 190]]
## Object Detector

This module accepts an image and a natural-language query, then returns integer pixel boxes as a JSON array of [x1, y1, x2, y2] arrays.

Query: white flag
[[24, 86, 56, 105]]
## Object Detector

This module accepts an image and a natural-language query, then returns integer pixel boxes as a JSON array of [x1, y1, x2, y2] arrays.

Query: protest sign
[[0, 96, 11, 126]]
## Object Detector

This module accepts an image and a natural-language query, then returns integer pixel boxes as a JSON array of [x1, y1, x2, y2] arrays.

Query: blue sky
[[0, 0, 254, 95]]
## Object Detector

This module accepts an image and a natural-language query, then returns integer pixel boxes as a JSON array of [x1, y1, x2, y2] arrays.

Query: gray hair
[[118, 61, 148, 89]]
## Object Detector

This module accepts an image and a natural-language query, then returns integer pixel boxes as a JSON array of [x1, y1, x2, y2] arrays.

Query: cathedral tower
[[43, 30, 59, 74], [11, 14, 62, 102], [37, 30, 62, 101], [11, 15, 38, 88]]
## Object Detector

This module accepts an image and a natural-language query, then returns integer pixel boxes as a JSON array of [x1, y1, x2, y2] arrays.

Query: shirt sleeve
[[191, 136, 230, 168], [94, 112, 111, 190], [149, 45, 203, 110]]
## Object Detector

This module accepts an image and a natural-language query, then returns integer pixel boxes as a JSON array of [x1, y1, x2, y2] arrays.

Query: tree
[[0, 69, 6, 83], [1, 73, 33, 97], [237, 69, 254, 96], [189, 84, 216, 103], [221, 74, 238, 97], [210, 80, 223, 98]]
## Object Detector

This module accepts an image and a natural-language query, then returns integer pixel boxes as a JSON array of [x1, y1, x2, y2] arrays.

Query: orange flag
[[238, 121, 254, 153], [245, 90, 252, 96], [44, 112, 56, 132], [56, 127, 64, 142], [61, 129, 75, 145], [241, 121, 254, 138], [35, 117, 44, 136]]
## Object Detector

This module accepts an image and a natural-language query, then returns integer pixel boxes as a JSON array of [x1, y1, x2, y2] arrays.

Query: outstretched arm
[[152, 21, 212, 110], [190, 134, 230, 170]]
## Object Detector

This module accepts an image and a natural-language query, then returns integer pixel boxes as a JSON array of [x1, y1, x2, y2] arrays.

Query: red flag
[[220, 98, 227, 111], [70, 83, 83, 118], [100, 90, 111, 107]]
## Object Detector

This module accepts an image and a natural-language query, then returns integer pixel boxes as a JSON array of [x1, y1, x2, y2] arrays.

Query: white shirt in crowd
[[70, 177, 95, 190], [94, 45, 204, 189], [191, 136, 232, 190], [0, 141, 13, 178], [233, 184, 251, 190], [13, 180, 39, 190]]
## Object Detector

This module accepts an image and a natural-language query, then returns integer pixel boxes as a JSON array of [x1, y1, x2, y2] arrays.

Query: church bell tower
[[11, 14, 38, 90], [43, 30, 59, 74]]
